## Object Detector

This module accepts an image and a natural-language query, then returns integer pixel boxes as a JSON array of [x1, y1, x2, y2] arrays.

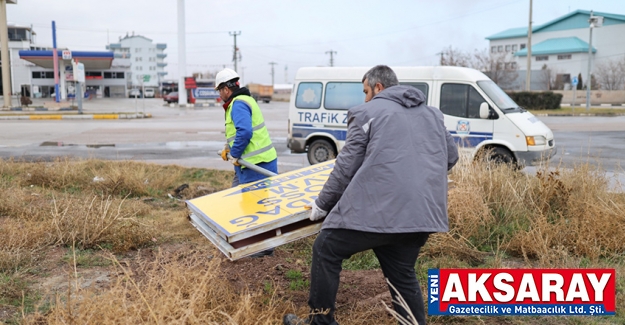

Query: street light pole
[[525, 0, 532, 91], [586, 11, 603, 112]]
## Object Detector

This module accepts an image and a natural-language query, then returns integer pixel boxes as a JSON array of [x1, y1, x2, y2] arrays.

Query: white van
[[143, 88, 155, 98], [287, 66, 556, 167]]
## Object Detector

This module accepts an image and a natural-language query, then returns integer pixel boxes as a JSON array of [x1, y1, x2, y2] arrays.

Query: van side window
[[295, 82, 322, 109], [440, 83, 487, 118], [399, 82, 428, 103], [324, 82, 365, 110]]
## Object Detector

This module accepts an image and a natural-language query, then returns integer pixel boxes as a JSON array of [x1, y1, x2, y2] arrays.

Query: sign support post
[[142, 74, 150, 115], [72, 59, 85, 114], [52, 21, 60, 103]]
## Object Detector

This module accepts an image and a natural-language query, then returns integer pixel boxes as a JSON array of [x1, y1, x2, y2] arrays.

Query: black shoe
[[283, 314, 309, 325], [249, 248, 274, 258]]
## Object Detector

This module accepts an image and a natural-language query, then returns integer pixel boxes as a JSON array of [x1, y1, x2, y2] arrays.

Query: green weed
[[62, 248, 112, 268]]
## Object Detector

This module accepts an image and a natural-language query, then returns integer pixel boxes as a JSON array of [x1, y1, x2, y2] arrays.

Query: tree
[[439, 46, 471, 67], [594, 56, 625, 90], [439, 47, 518, 90], [480, 51, 518, 89], [577, 73, 583, 90], [537, 64, 554, 90], [591, 74, 599, 90]]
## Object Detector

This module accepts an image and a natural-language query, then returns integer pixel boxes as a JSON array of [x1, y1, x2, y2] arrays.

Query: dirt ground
[[215, 248, 391, 308]]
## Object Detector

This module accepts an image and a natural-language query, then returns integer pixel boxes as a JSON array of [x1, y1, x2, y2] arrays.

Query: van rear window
[[324, 82, 365, 110], [295, 82, 322, 109]]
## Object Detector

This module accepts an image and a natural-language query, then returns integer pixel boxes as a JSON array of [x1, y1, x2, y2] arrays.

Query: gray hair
[[362, 65, 398, 89]]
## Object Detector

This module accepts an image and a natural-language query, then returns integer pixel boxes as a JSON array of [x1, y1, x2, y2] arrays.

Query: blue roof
[[514, 37, 596, 56], [19, 50, 114, 58], [486, 27, 533, 40], [486, 9, 625, 40], [19, 50, 114, 69]]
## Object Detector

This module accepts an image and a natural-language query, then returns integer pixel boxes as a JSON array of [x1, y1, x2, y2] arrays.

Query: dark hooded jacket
[[316, 85, 458, 233]]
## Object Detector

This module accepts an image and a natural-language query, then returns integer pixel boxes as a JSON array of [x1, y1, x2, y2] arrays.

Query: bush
[[506, 91, 563, 110]]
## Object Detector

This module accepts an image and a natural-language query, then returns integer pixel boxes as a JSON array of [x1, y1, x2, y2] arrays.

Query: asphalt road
[[0, 98, 308, 173], [540, 115, 625, 173], [1, 98, 624, 178]]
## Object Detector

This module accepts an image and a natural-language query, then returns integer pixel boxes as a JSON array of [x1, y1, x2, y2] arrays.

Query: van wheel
[[307, 139, 336, 165], [478, 147, 516, 167]]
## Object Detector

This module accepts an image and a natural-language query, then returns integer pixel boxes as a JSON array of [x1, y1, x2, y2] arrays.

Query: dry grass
[[0, 158, 234, 274], [431, 156, 625, 267], [1, 157, 624, 324], [1, 158, 185, 197], [22, 249, 288, 325]]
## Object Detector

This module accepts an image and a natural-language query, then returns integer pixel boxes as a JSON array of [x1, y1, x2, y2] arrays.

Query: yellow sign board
[[186, 160, 334, 243]]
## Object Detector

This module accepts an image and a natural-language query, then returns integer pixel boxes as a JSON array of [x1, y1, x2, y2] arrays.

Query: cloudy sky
[[7, 0, 624, 85]]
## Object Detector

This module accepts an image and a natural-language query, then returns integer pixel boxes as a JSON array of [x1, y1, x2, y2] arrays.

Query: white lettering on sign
[[298, 112, 347, 124]]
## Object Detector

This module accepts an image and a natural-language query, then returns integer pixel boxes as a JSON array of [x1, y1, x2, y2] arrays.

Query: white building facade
[[3, 24, 41, 96], [106, 35, 167, 91], [486, 10, 625, 91]]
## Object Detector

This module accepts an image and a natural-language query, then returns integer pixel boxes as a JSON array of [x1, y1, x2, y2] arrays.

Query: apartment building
[[106, 34, 167, 91]]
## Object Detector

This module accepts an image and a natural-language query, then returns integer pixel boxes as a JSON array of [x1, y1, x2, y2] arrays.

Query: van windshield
[[477, 80, 524, 113]]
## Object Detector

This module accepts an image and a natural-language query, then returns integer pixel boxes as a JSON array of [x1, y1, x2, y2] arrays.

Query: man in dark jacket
[[283, 65, 458, 325]]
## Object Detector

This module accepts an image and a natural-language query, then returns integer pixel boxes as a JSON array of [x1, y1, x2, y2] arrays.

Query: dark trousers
[[308, 229, 430, 325]]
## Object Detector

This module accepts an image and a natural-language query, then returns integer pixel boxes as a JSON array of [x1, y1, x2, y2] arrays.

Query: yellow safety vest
[[225, 95, 277, 166]]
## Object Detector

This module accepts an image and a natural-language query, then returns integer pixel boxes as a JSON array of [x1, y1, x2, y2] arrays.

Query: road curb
[[166, 103, 218, 108], [0, 113, 152, 120], [534, 113, 625, 117]]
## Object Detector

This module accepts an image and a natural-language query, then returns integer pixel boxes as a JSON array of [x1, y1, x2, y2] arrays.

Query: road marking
[[30, 115, 62, 120], [93, 114, 119, 119]]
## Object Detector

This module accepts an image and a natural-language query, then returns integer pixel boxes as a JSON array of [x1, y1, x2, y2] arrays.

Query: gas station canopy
[[18, 50, 114, 70]]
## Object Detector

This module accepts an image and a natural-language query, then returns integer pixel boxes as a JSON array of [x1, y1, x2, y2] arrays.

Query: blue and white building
[[10, 24, 131, 99], [486, 10, 625, 90]]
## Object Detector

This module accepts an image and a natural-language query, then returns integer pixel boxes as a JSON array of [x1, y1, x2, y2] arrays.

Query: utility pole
[[325, 50, 337, 67], [525, 0, 532, 91], [284, 65, 288, 83], [0, 0, 15, 108], [586, 11, 603, 111], [177, 0, 187, 105], [230, 31, 241, 73], [269, 62, 277, 86], [435, 52, 444, 65]]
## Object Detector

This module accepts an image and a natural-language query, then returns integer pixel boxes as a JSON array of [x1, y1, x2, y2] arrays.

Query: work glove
[[220, 144, 230, 161], [229, 156, 241, 166], [304, 200, 328, 221]]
